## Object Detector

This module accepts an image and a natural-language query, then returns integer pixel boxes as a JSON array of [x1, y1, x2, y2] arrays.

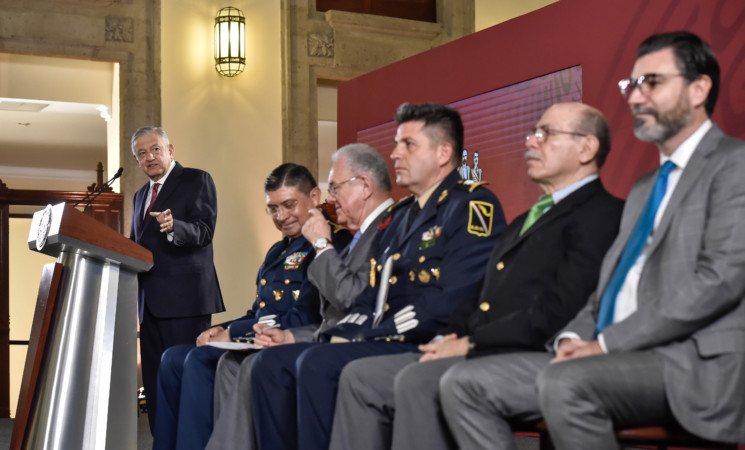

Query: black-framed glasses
[[618, 73, 685, 99], [525, 127, 587, 144], [328, 176, 359, 196], [266, 199, 299, 217]]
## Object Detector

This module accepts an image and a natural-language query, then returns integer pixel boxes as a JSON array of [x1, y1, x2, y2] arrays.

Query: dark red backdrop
[[337, 0, 745, 222]]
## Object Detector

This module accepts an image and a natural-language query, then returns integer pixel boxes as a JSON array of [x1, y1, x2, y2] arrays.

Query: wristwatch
[[314, 237, 330, 250]]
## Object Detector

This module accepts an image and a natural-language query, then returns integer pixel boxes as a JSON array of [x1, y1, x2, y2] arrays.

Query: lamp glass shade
[[214, 6, 246, 77]]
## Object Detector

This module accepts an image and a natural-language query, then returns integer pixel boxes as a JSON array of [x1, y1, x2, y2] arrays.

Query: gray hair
[[332, 143, 392, 192], [131, 126, 170, 156]]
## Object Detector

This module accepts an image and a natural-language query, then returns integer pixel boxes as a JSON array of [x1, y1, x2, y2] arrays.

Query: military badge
[[419, 226, 442, 250], [284, 251, 308, 270], [467, 201, 493, 237], [273, 290, 283, 301], [438, 190, 448, 203], [292, 290, 300, 300]]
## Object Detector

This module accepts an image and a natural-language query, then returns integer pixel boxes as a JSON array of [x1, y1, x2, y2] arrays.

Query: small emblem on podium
[[36, 204, 53, 250]]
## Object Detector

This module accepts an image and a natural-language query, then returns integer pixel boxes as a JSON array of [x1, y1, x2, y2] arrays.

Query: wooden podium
[[11, 203, 153, 449]]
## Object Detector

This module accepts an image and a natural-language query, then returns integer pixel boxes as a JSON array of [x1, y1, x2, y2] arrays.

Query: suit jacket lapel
[[150, 162, 184, 214], [645, 125, 724, 256]]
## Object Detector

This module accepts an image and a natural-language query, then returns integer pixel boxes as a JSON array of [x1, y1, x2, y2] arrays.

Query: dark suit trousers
[[140, 306, 210, 433], [251, 341, 416, 450]]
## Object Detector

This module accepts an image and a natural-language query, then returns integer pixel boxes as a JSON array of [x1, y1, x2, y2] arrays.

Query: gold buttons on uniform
[[418, 270, 431, 283], [409, 270, 416, 282], [496, 261, 504, 271], [384, 303, 390, 312], [284, 279, 290, 285], [260, 279, 267, 286], [259, 301, 266, 308], [419, 256, 426, 263], [389, 276, 398, 285], [480, 302, 490, 311], [377, 264, 382, 271], [393, 253, 401, 261]]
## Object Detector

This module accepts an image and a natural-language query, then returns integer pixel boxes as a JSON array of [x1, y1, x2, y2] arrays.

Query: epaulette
[[455, 180, 489, 193], [326, 220, 349, 235], [387, 195, 415, 213]]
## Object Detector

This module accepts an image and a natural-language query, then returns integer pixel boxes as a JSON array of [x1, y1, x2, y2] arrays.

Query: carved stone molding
[[308, 33, 334, 57], [106, 16, 134, 42]]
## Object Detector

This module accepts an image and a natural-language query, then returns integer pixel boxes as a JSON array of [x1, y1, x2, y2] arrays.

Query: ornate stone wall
[[282, 0, 474, 176], [0, 0, 161, 226]]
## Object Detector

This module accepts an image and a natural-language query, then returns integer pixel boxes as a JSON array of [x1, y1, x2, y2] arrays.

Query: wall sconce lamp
[[214, 6, 245, 77]]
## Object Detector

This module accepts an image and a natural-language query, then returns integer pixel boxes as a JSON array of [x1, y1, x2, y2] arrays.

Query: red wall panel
[[337, 0, 745, 221]]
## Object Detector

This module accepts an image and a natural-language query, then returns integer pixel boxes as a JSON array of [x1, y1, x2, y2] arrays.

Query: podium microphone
[[76, 167, 124, 212]]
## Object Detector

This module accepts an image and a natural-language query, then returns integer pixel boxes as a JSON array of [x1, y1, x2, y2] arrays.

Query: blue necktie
[[349, 230, 362, 251], [341, 230, 362, 259], [595, 160, 676, 336]]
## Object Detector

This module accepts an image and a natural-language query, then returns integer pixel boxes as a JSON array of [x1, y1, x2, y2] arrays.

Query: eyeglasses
[[618, 73, 685, 99], [525, 127, 587, 144], [266, 199, 299, 217], [328, 176, 359, 196], [136, 146, 163, 161]]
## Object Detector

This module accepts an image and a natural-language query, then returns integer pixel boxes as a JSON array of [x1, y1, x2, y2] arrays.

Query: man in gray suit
[[205, 143, 393, 449], [440, 31, 745, 450]]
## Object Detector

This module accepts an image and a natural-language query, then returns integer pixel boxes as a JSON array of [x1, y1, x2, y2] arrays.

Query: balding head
[[524, 102, 610, 194]]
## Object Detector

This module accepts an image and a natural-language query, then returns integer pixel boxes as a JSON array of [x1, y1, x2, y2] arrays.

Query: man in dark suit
[[441, 32, 745, 450], [130, 126, 224, 432], [329, 102, 624, 450], [250, 103, 507, 450], [205, 143, 394, 449]]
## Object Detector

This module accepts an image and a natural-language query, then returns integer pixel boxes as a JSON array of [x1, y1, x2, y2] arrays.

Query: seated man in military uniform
[[152, 163, 351, 449]]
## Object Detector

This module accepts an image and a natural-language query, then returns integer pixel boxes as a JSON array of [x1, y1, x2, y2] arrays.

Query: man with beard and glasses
[[439, 31, 745, 450]]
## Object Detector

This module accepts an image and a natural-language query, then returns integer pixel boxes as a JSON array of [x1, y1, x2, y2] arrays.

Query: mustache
[[524, 149, 542, 161], [632, 105, 659, 119]]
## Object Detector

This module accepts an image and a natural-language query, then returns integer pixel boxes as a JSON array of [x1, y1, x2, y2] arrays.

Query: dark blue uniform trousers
[[252, 341, 417, 450], [153, 344, 227, 450]]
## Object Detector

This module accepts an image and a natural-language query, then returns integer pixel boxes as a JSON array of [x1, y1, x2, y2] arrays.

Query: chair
[[527, 422, 739, 450]]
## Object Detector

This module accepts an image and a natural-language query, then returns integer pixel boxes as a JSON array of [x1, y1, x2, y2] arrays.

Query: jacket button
[[480, 302, 490, 311], [496, 261, 504, 271]]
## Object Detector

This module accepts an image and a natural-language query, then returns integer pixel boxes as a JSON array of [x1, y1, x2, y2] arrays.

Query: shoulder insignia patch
[[467, 201, 494, 237]]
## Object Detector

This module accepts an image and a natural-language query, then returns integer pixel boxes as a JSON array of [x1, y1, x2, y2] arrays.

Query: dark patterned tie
[[146, 183, 160, 216]]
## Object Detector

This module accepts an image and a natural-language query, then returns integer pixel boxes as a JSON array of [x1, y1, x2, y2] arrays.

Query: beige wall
[[9, 218, 56, 417], [160, 0, 283, 322], [475, 0, 558, 31]]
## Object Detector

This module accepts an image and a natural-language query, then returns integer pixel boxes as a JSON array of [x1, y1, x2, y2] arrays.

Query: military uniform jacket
[[325, 170, 506, 344], [444, 179, 624, 357], [227, 221, 352, 338]]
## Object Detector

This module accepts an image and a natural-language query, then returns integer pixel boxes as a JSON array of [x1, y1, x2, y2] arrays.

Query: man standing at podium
[[130, 126, 224, 433]]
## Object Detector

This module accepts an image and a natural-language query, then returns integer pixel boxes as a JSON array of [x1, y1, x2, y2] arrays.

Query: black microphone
[[79, 167, 124, 212]]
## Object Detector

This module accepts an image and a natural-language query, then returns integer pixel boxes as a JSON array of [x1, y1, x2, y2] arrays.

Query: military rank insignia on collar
[[284, 251, 308, 269], [467, 201, 494, 237], [419, 225, 442, 250]]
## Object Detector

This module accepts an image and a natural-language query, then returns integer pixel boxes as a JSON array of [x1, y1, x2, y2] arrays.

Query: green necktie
[[520, 195, 554, 235]]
